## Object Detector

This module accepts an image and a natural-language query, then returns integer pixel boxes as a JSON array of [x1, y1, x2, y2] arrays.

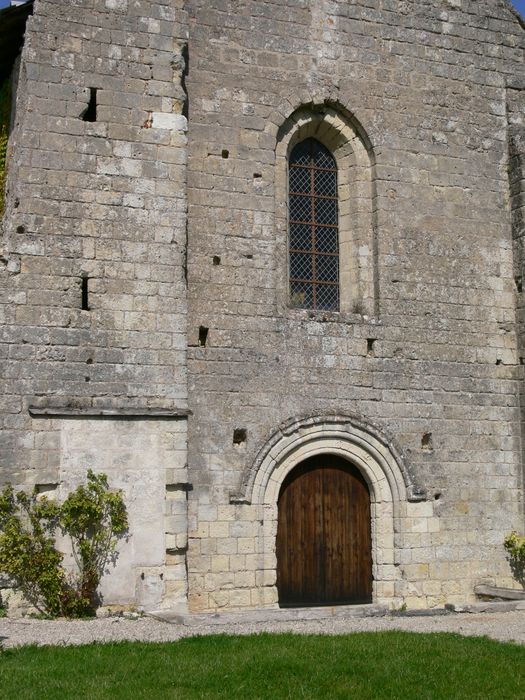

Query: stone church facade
[[0, 0, 524, 612]]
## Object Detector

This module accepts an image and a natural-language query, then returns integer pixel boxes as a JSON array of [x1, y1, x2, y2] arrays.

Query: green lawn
[[1, 632, 524, 699]]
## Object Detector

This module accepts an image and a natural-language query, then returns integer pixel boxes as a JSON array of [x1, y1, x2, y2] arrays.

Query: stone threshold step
[[446, 600, 525, 614], [148, 603, 388, 627], [474, 584, 525, 601], [148, 600, 525, 627]]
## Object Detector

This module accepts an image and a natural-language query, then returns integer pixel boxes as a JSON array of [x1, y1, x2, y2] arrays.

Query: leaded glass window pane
[[289, 138, 339, 311]]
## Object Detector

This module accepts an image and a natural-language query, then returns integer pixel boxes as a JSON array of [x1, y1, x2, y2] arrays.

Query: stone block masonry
[[0, 0, 191, 610], [1, 0, 524, 614], [185, 0, 524, 611]]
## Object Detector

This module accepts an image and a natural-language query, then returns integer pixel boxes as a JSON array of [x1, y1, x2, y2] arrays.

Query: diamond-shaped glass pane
[[290, 224, 312, 252], [316, 254, 339, 282], [290, 140, 312, 166], [290, 138, 337, 171], [290, 252, 313, 281], [315, 198, 337, 225], [290, 281, 313, 309], [315, 284, 339, 311], [288, 137, 339, 311], [314, 168, 337, 195], [315, 227, 338, 253], [289, 166, 310, 194], [312, 140, 336, 170], [290, 194, 311, 222]]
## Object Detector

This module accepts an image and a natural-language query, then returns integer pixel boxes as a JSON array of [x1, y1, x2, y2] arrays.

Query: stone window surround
[[275, 104, 378, 318]]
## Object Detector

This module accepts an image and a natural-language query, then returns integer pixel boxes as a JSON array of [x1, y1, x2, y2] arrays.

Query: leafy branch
[[503, 531, 525, 588], [0, 471, 128, 617]]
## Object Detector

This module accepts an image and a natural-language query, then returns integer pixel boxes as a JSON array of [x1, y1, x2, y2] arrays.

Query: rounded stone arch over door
[[276, 454, 372, 606], [231, 415, 422, 608]]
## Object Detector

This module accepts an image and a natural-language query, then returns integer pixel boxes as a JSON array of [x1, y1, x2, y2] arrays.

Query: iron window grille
[[289, 138, 339, 311]]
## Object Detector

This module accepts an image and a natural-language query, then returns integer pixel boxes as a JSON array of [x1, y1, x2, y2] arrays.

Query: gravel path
[[1, 610, 524, 648]]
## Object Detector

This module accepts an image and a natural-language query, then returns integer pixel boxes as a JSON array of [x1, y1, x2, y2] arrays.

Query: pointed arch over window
[[289, 138, 339, 311]]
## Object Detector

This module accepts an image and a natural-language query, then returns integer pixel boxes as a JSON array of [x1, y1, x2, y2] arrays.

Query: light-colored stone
[[0, 0, 524, 618], [151, 113, 188, 132]]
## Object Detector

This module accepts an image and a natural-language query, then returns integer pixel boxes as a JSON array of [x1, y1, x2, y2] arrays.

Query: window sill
[[283, 306, 381, 326]]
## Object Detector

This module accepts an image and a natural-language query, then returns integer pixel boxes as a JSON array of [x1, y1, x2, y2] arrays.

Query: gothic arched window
[[289, 138, 339, 311]]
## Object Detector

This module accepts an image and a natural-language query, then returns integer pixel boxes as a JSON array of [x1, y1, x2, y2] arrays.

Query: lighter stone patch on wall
[[151, 113, 188, 132], [105, 0, 128, 12], [57, 417, 188, 611]]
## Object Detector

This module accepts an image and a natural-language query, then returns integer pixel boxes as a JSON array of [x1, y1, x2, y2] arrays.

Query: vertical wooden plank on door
[[276, 455, 372, 606], [276, 462, 323, 605], [332, 461, 371, 603]]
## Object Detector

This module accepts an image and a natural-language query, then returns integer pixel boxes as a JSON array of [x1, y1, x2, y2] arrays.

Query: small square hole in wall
[[233, 428, 247, 445], [421, 432, 433, 451], [198, 326, 208, 347], [212, 256, 221, 266], [36, 483, 58, 496], [221, 149, 229, 159], [367, 338, 376, 357]]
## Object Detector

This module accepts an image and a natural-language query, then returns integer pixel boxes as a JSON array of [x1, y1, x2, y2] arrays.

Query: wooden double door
[[276, 455, 372, 606]]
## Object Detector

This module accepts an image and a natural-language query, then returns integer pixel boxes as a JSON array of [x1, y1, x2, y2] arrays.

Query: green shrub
[[0, 471, 128, 617], [503, 531, 525, 587], [60, 471, 129, 613]]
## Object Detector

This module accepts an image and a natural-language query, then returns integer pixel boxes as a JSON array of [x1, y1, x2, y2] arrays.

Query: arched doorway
[[276, 454, 372, 606]]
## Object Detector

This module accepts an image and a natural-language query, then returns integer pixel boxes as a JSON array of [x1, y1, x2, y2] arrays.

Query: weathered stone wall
[[185, 0, 525, 610], [0, 0, 190, 609], [0, 0, 524, 614], [508, 79, 525, 508]]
